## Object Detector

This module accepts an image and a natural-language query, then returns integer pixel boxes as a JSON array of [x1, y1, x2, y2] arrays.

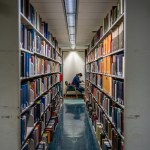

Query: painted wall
[[63, 50, 85, 94]]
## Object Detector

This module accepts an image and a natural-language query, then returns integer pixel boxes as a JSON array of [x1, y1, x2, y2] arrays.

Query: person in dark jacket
[[72, 73, 84, 93]]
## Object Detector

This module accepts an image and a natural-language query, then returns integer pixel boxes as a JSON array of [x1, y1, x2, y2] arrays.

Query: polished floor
[[48, 99, 100, 150]]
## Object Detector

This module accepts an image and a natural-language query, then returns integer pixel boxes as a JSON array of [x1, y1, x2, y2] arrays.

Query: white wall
[[63, 50, 85, 94]]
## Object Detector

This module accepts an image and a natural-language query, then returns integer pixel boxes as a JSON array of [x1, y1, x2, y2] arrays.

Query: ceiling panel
[[78, 12, 105, 20], [31, 0, 61, 2], [78, 19, 103, 26], [48, 25, 66, 29], [40, 13, 65, 20], [32, 3, 63, 13], [78, 3, 116, 13], [79, 0, 117, 2], [46, 20, 66, 26]]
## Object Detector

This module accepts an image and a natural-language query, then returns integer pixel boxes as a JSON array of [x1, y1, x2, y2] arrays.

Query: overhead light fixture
[[68, 26, 75, 34], [67, 14, 75, 26], [64, 0, 76, 14], [64, 0, 77, 49], [70, 40, 75, 45], [69, 34, 75, 41]]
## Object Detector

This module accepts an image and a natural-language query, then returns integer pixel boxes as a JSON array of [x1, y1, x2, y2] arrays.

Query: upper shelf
[[20, 13, 55, 49], [21, 48, 62, 64], [87, 13, 124, 55], [86, 48, 124, 65]]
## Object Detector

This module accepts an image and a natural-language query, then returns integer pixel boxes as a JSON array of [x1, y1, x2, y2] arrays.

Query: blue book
[[44, 23, 47, 38], [29, 29, 35, 52], [25, 53, 28, 77], [21, 85, 24, 110], [22, 84, 25, 109], [116, 54, 124, 76], [21, 24, 25, 48], [25, 83, 29, 107], [21, 115, 27, 145], [41, 96, 46, 109], [29, 4, 35, 24]]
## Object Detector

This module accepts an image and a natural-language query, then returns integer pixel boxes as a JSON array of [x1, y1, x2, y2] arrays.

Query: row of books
[[22, 105, 60, 150], [21, 76, 59, 111], [21, 24, 62, 62], [86, 53, 124, 77], [96, 122, 124, 150], [86, 78, 124, 105], [51, 85, 59, 99], [103, 1, 124, 33], [88, 0, 124, 52], [21, 0, 57, 46], [103, 54, 124, 76], [87, 85, 124, 134], [21, 25, 35, 51], [36, 35, 53, 57], [112, 79, 124, 105], [21, 102, 51, 145], [87, 73, 102, 89], [56, 47, 62, 55], [86, 100, 124, 150], [21, 52, 61, 77], [21, 52, 34, 77], [90, 26, 103, 48], [87, 21, 124, 63], [35, 56, 61, 75]]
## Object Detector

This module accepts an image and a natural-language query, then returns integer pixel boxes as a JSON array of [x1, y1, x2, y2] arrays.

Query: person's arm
[[76, 76, 81, 83]]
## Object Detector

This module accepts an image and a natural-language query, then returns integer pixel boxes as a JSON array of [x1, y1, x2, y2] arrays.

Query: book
[[118, 22, 124, 49], [112, 27, 119, 51]]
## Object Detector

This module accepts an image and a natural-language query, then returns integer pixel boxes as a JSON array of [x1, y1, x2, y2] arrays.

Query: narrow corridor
[[48, 99, 100, 150]]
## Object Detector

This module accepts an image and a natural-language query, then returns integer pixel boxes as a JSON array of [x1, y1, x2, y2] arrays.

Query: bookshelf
[[20, 0, 63, 149], [85, 0, 124, 149], [0, 0, 62, 149], [85, 0, 150, 150]]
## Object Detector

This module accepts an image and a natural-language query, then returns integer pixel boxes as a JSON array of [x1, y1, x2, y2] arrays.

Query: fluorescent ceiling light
[[64, 0, 76, 14], [64, 0, 77, 49], [69, 34, 75, 41], [67, 14, 75, 26], [70, 40, 75, 45], [68, 27, 75, 34]]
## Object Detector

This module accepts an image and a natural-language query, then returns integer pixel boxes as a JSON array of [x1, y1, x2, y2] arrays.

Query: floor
[[48, 99, 100, 150]]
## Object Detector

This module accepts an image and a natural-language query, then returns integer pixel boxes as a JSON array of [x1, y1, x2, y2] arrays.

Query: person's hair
[[65, 81, 69, 85], [76, 73, 82, 77]]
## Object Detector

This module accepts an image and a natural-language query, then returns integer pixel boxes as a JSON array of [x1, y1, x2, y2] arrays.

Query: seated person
[[72, 73, 84, 94]]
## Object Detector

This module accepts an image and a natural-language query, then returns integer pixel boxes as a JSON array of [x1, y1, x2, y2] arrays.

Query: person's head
[[76, 73, 82, 78], [65, 81, 69, 85]]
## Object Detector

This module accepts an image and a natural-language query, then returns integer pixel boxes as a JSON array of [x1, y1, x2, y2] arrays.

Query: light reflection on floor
[[48, 99, 100, 150]]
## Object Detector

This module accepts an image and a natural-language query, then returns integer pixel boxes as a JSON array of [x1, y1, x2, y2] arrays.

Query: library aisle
[[48, 99, 100, 150]]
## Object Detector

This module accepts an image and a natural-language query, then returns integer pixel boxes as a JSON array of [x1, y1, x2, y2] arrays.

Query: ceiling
[[31, 0, 117, 50]]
